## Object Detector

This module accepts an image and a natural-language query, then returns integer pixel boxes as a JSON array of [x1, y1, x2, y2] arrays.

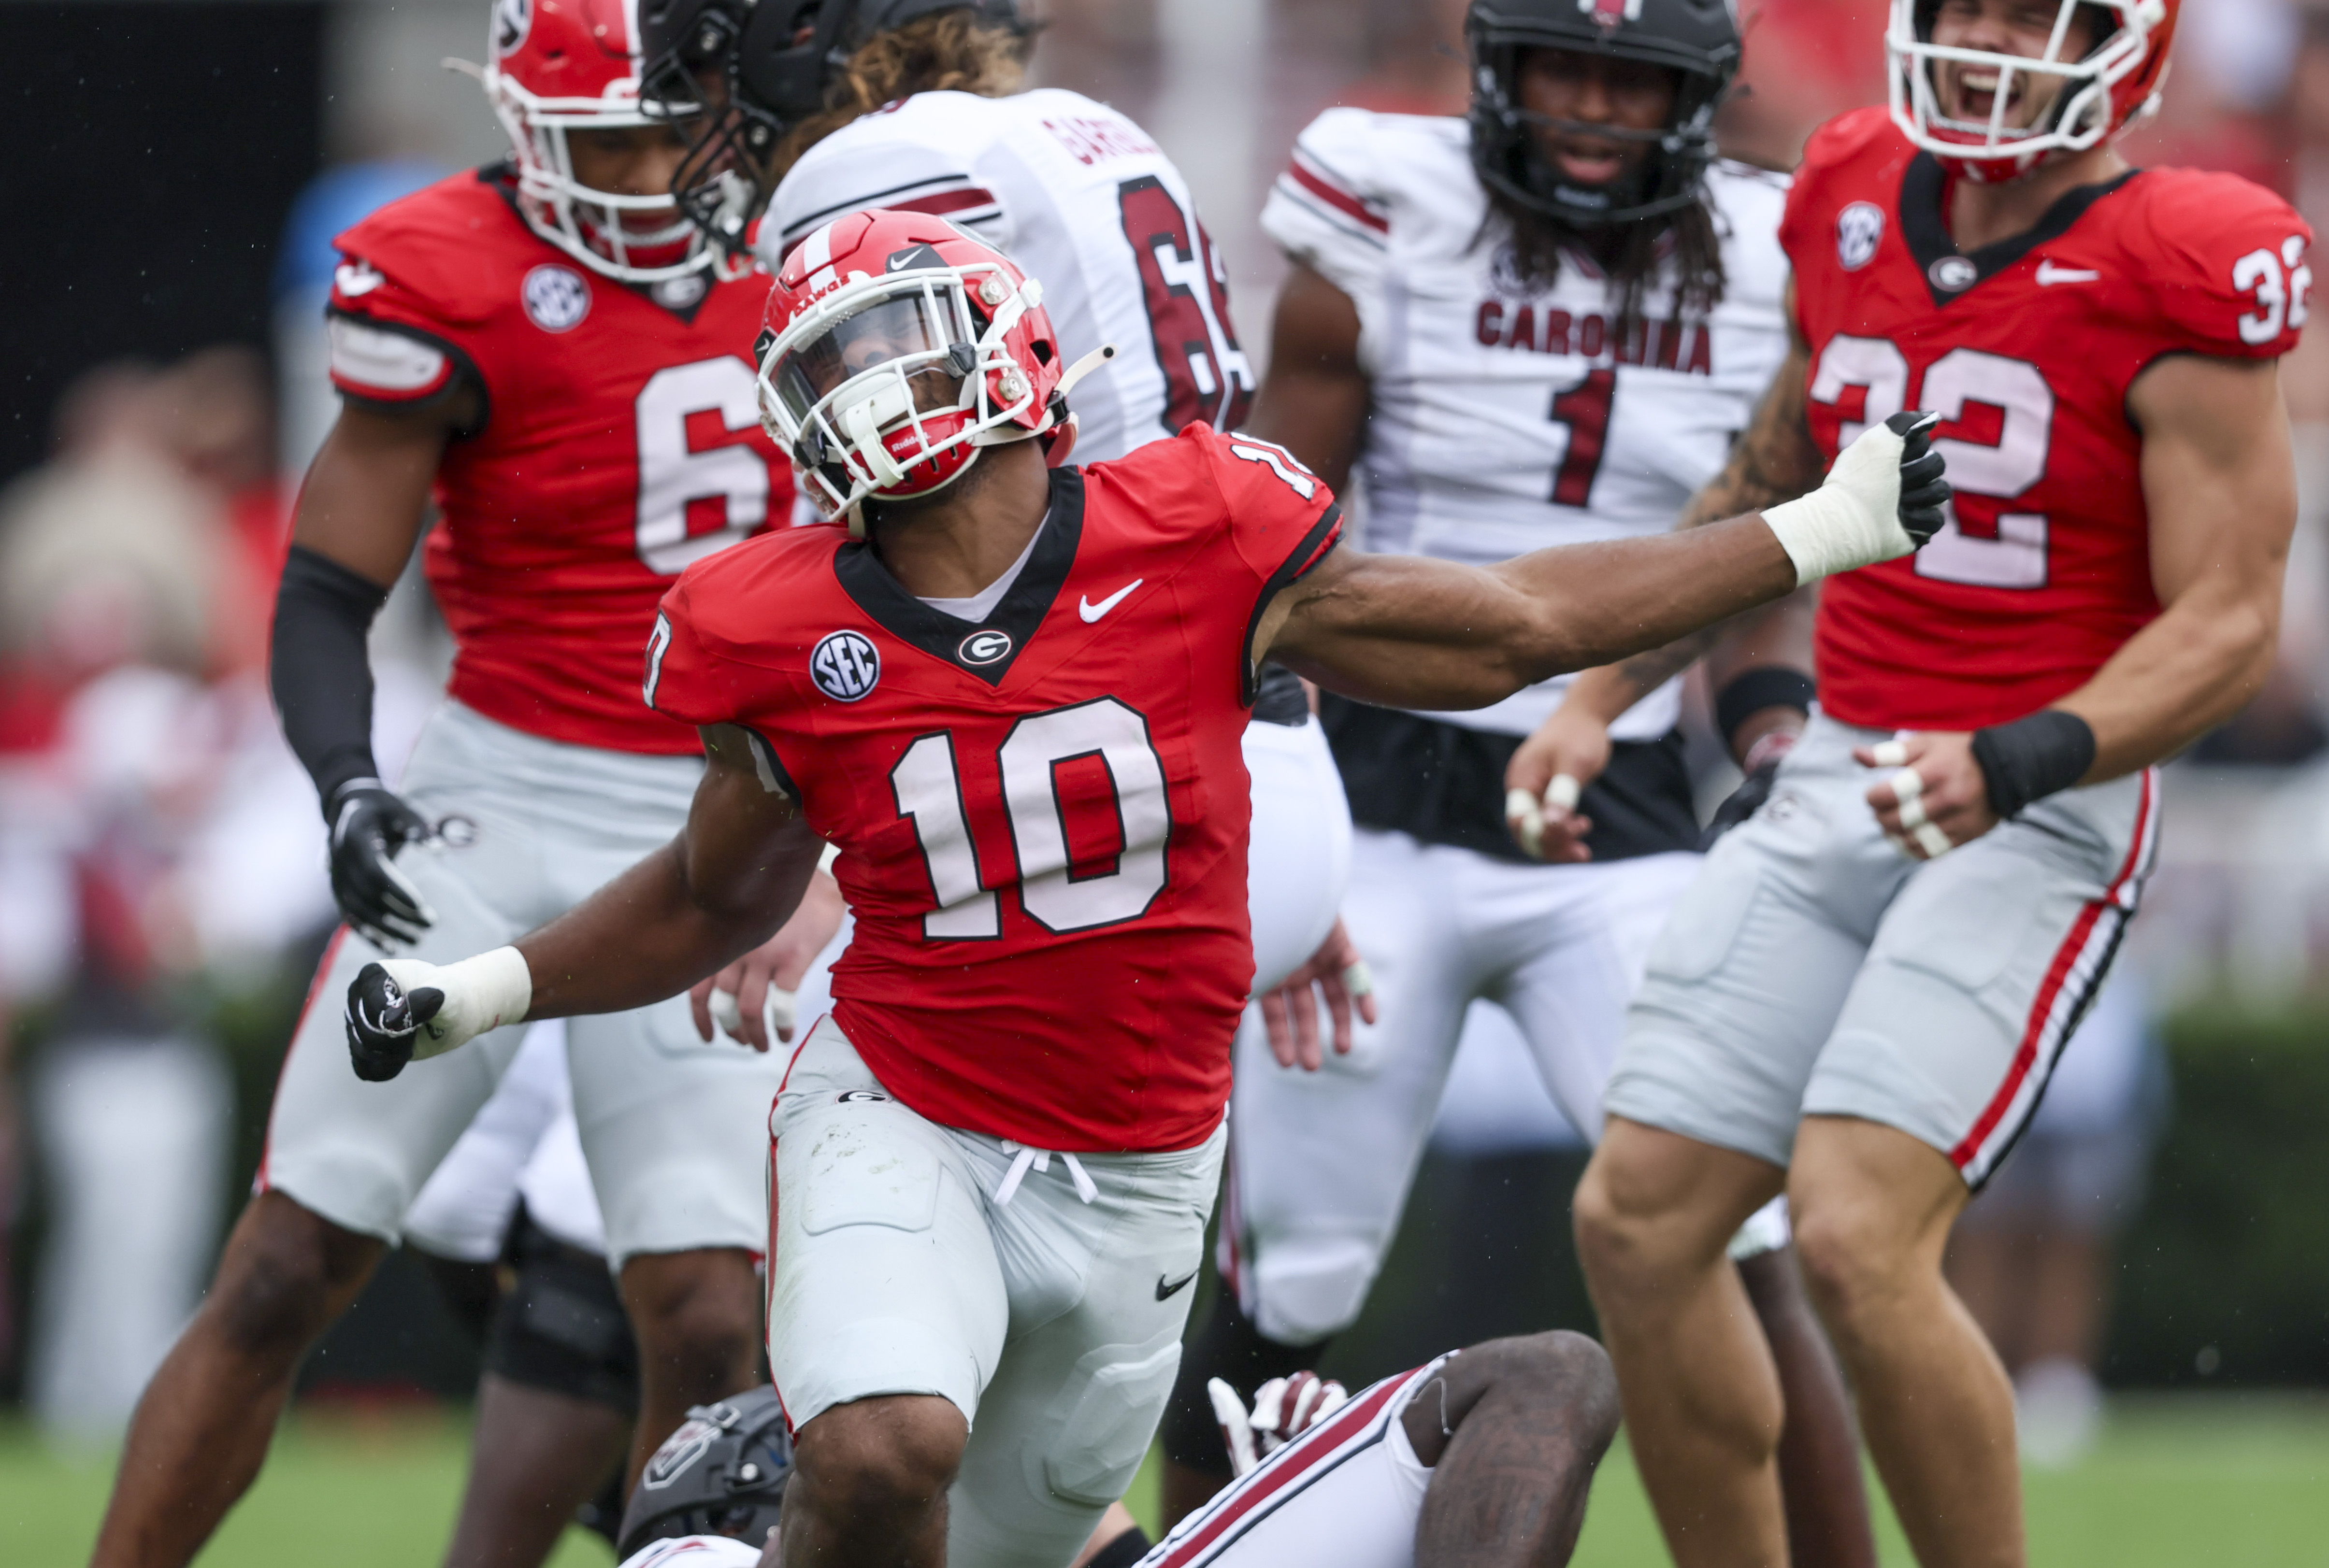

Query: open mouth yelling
[[1951, 65, 2027, 126], [1552, 138, 1630, 185]]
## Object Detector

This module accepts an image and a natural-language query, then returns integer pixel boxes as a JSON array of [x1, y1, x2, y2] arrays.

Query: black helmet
[[1466, 0, 1742, 228], [614, 1387, 794, 1561], [640, 0, 1024, 261]]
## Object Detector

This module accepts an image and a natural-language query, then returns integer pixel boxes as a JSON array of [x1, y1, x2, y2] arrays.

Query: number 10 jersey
[[1260, 108, 1792, 742], [645, 427, 1343, 1154]]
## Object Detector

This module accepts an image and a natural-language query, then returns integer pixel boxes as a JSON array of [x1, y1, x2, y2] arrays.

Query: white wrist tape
[[1761, 420, 1918, 586], [379, 945, 532, 1060]]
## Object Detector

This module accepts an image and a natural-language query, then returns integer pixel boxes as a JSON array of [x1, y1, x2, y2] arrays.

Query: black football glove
[[1886, 410, 1952, 547], [326, 783, 437, 949], [344, 960, 445, 1083]]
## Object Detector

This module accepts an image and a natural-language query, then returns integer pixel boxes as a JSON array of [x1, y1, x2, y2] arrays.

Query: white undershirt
[[915, 513, 1047, 621]]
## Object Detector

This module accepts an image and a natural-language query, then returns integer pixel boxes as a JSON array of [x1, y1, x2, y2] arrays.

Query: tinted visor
[[771, 285, 970, 423]]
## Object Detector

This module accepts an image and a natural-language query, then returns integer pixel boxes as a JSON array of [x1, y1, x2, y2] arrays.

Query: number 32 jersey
[[1260, 108, 1791, 741], [1785, 107, 2313, 731], [758, 88, 1253, 465], [646, 427, 1343, 1154], [328, 168, 790, 754]]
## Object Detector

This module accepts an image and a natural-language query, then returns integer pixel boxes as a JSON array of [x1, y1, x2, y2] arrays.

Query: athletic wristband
[[1714, 668, 1816, 753], [1970, 709, 2096, 819]]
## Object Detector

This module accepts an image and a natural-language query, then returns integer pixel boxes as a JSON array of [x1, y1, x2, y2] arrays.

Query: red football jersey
[[327, 168, 791, 754], [646, 426, 1343, 1153], [1783, 107, 2312, 731]]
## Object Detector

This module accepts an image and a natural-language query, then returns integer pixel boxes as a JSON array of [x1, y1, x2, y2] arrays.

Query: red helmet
[[756, 210, 1080, 528], [481, 0, 730, 281], [1887, 0, 2178, 184]]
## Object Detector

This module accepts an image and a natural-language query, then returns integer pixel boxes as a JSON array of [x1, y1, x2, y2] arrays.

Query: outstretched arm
[[1261, 411, 1944, 712], [344, 724, 823, 1077]]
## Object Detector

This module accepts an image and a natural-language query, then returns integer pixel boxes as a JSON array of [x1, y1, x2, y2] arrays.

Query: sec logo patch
[[522, 263, 590, 332], [1837, 202, 1884, 271], [958, 628, 1012, 666], [811, 629, 880, 701]]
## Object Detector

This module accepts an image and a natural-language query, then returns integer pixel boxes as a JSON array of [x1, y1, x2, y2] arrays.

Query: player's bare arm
[[344, 723, 824, 1080], [1260, 398, 1943, 713], [1865, 353, 2297, 855], [1248, 261, 1370, 498], [1507, 300, 1825, 859], [273, 392, 480, 947]]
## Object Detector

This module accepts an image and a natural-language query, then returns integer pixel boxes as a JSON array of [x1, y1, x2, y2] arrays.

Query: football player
[[638, 0, 1354, 1039], [1162, 2, 1870, 1558], [613, 1335, 1622, 1568], [86, 6, 807, 1567], [1567, 3, 2307, 1564], [342, 210, 1946, 1568]]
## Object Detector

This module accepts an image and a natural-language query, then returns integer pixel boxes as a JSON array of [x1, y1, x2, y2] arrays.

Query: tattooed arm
[[1505, 292, 1826, 861]]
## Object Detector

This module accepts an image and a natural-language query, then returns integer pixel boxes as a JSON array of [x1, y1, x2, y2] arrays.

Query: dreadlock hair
[[1478, 173, 1728, 342], [774, 10, 1031, 182]]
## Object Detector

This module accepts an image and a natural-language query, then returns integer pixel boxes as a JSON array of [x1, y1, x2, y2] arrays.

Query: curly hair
[[773, 11, 1031, 181], [1481, 182, 1729, 336]]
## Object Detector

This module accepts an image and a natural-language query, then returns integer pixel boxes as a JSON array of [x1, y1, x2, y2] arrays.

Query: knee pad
[[1159, 1293, 1327, 1474], [484, 1207, 641, 1416], [1244, 1236, 1382, 1346]]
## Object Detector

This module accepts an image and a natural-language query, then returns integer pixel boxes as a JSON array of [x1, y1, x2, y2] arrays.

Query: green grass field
[[8, 1395, 2329, 1566]]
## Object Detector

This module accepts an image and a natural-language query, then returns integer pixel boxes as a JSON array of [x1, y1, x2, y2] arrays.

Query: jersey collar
[[1898, 154, 2140, 308], [832, 466, 1086, 688]]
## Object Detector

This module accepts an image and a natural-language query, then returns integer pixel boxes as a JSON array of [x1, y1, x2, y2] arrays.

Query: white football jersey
[[760, 88, 1255, 465], [1261, 109, 1792, 740]]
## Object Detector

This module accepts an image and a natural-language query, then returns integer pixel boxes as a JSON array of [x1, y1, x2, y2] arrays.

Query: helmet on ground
[[1466, 0, 1742, 229], [1886, 0, 2178, 183], [614, 1386, 792, 1560], [481, 0, 727, 281], [638, 0, 1024, 264], [756, 208, 1073, 529]]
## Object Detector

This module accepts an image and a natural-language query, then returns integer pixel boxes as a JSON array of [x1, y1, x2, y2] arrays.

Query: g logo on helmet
[[491, 0, 532, 57], [522, 264, 590, 332], [811, 630, 881, 701], [958, 629, 1012, 666], [1837, 202, 1885, 272]]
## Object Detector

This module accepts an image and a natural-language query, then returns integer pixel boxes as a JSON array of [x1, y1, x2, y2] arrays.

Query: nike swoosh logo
[[2036, 261, 2100, 285], [1156, 1268, 1199, 1300], [1079, 579, 1143, 622]]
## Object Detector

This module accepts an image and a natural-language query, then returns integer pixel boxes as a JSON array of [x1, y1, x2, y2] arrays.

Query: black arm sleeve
[[271, 544, 392, 816]]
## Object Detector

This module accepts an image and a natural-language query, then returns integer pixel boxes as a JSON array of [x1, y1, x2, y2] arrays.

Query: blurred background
[[3, 0, 2328, 1562]]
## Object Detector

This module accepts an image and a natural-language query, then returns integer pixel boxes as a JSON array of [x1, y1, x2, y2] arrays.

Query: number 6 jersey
[[327, 167, 791, 754], [1784, 107, 2313, 731], [645, 426, 1342, 1154]]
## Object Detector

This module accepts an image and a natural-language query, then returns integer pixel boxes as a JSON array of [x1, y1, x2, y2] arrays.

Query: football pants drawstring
[[994, 1142, 1097, 1206]]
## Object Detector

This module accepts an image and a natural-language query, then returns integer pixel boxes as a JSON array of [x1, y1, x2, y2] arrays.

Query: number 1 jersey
[[1785, 107, 2312, 731], [327, 167, 790, 754], [645, 427, 1343, 1153]]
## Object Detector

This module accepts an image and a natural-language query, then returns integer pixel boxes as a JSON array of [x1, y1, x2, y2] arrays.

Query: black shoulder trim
[[1240, 502, 1343, 705], [831, 466, 1085, 687], [1900, 154, 2142, 307], [324, 305, 491, 439]]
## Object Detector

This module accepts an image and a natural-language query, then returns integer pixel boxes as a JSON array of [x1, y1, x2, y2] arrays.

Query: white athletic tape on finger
[[1913, 822, 1954, 859], [1545, 773, 1582, 812], [1889, 766, 1924, 801], [1869, 740, 1909, 767], [1897, 793, 1929, 831], [710, 984, 798, 1046], [1506, 786, 1545, 858], [1341, 960, 1373, 999]]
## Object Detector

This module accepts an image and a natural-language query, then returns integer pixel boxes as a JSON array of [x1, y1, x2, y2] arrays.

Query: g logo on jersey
[[811, 630, 881, 701], [1928, 255, 1979, 294], [492, 0, 532, 57], [958, 629, 1013, 666], [522, 264, 590, 332], [1837, 202, 1885, 271]]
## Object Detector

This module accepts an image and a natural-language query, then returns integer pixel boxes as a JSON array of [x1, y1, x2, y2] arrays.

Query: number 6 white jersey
[[759, 87, 1254, 465], [1262, 108, 1791, 741]]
